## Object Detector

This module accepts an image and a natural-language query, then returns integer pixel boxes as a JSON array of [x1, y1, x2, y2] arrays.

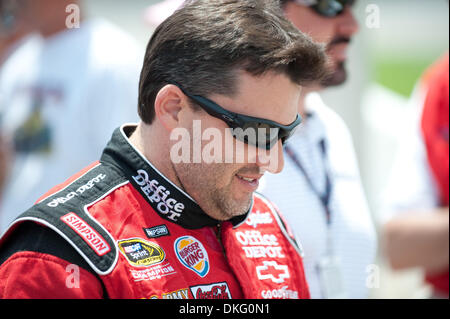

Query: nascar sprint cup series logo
[[174, 236, 209, 277], [118, 238, 165, 267]]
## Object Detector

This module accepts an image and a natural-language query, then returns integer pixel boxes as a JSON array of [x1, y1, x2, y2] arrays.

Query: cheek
[[306, 24, 336, 45], [285, 9, 336, 44], [197, 165, 238, 199]]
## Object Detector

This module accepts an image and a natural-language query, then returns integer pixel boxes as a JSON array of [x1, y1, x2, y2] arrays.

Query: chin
[[322, 62, 348, 87], [224, 193, 254, 219]]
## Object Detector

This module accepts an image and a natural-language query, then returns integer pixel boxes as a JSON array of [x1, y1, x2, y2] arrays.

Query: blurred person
[[0, 0, 328, 299], [0, 0, 142, 232], [0, 0, 32, 62], [257, 0, 377, 299], [0, 0, 41, 196], [382, 53, 449, 298]]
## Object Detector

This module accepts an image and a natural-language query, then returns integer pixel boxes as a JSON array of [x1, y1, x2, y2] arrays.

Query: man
[[259, 0, 377, 298], [0, 0, 327, 299], [0, 0, 142, 231], [0, 0, 41, 198], [383, 53, 449, 298]]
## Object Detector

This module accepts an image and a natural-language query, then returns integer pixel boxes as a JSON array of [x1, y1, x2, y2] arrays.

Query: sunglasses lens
[[231, 121, 300, 149], [313, 0, 348, 17], [231, 122, 281, 149]]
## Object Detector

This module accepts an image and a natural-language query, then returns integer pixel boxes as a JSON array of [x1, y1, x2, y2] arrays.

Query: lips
[[237, 176, 257, 183], [235, 174, 263, 192]]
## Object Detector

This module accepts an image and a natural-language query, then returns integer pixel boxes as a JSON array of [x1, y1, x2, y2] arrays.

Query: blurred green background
[[375, 57, 436, 97]]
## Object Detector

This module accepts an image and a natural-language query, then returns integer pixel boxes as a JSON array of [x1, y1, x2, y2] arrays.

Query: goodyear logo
[[174, 236, 209, 278], [118, 238, 165, 267]]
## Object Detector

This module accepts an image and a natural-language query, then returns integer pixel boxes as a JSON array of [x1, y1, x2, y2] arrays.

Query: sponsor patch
[[261, 286, 299, 299], [174, 236, 209, 278], [48, 174, 106, 208], [256, 261, 290, 284], [130, 263, 177, 282], [132, 169, 185, 222], [60, 212, 110, 256], [118, 238, 165, 267], [235, 230, 285, 259], [150, 288, 189, 299], [144, 224, 170, 239], [190, 282, 232, 299], [245, 210, 273, 228]]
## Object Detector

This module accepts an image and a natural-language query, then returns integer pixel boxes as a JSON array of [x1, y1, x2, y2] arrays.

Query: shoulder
[[0, 161, 129, 275], [251, 192, 284, 219], [0, 221, 105, 298], [0, 221, 92, 271], [251, 192, 303, 256]]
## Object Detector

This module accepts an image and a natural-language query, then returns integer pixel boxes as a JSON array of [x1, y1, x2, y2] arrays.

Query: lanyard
[[284, 139, 333, 226]]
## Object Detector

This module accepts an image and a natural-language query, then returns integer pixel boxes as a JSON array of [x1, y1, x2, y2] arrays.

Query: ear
[[154, 84, 189, 131]]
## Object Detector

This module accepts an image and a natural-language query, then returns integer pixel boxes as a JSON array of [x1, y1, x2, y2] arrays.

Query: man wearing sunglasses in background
[[0, 0, 328, 299], [259, 0, 377, 298]]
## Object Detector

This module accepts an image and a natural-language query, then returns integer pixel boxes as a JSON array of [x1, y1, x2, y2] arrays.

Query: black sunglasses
[[173, 84, 302, 150], [294, 0, 355, 17]]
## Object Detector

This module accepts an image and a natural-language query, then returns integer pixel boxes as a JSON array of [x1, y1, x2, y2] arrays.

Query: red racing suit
[[0, 124, 310, 299], [420, 53, 449, 296]]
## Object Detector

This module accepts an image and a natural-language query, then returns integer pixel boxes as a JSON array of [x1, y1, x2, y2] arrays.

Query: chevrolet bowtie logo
[[256, 261, 290, 284]]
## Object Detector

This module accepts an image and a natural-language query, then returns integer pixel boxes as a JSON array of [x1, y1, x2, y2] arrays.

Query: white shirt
[[381, 85, 441, 221], [0, 19, 143, 232], [259, 93, 377, 299]]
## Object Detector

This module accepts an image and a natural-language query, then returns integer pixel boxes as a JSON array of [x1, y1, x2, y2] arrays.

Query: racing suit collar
[[100, 124, 251, 230]]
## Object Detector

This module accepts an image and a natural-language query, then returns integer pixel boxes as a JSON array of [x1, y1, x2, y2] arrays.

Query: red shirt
[[0, 125, 310, 299], [420, 53, 449, 295]]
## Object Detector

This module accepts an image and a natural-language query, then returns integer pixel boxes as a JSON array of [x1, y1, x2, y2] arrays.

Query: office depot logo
[[132, 169, 185, 222], [174, 236, 210, 278]]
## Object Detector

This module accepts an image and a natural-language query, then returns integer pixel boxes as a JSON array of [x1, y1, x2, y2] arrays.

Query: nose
[[337, 6, 359, 38], [255, 140, 285, 174]]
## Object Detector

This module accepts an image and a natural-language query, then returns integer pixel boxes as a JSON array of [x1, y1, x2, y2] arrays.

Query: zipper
[[215, 223, 227, 257]]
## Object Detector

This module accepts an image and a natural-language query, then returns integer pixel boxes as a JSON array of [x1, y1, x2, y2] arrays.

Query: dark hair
[[138, 0, 328, 124]]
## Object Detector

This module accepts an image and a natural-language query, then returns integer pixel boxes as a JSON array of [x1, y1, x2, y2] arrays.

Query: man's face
[[284, 1, 359, 87], [171, 72, 301, 221]]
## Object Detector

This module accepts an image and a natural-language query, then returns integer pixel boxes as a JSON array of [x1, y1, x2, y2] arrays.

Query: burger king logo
[[174, 236, 210, 278]]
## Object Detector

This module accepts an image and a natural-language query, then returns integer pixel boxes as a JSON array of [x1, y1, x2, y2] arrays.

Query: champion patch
[[174, 236, 210, 278], [118, 238, 165, 267], [60, 212, 111, 256]]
